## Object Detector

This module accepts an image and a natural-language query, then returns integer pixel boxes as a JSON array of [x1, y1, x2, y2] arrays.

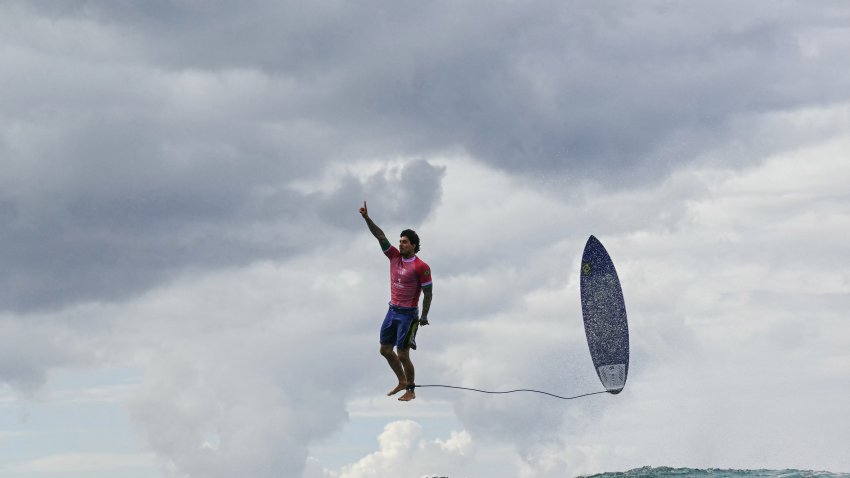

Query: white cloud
[[307, 420, 474, 478]]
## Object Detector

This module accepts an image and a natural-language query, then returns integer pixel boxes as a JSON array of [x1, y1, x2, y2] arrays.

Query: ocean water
[[580, 467, 850, 478]]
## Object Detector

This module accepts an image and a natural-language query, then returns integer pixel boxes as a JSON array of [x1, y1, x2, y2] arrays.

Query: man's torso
[[384, 246, 431, 308]]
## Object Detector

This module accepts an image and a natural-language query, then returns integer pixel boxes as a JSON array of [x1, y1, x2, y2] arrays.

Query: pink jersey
[[384, 245, 432, 308]]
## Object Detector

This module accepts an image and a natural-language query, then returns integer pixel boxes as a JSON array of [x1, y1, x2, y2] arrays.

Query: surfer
[[359, 201, 433, 402]]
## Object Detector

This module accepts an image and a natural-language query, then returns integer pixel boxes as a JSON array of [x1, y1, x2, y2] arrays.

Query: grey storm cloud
[[3, 1, 849, 310], [17, 0, 849, 174], [2, 3, 850, 477], [0, 156, 444, 312]]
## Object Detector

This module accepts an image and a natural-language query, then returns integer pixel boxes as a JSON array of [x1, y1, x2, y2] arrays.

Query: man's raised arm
[[359, 201, 391, 251]]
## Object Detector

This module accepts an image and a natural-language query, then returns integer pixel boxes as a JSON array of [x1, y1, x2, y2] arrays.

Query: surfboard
[[580, 235, 629, 394]]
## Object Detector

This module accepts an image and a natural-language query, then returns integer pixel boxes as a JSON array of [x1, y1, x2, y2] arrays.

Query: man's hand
[[361, 201, 389, 247], [419, 317, 429, 326]]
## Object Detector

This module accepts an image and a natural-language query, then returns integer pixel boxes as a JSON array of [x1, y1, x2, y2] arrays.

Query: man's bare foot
[[398, 390, 416, 402], [387, 383, 407, 396]]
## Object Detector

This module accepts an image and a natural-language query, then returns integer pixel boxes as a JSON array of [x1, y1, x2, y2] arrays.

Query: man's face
[[399, 236, 414, 256]]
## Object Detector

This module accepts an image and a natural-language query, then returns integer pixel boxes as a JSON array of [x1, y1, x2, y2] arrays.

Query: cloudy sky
[[2, 1, 849, 477]]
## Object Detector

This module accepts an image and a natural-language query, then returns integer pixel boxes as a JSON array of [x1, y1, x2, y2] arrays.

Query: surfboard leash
[[413, 384, 610, 400]]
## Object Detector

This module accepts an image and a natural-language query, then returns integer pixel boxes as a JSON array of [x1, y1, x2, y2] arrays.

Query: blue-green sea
[[581, 467, 850, 478]]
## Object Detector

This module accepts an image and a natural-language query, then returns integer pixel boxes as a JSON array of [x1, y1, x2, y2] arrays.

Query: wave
[[579, 466, 850, 478]]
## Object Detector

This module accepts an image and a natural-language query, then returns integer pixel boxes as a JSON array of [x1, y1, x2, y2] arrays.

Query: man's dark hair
[[400, 229, 420, 253]]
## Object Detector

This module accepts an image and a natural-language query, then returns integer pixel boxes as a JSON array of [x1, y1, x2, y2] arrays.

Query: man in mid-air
[[359, 201, 432, 402]]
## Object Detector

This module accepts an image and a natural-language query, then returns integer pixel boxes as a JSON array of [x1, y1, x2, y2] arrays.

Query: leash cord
[[413, 384, 610, 400]]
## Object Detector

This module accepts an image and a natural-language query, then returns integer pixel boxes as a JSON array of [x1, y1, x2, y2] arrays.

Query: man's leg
[[397, 348, 416, 401], [380, 344, 407, 396]]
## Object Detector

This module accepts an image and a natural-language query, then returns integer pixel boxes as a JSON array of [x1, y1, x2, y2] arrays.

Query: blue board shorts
[[380, 303, 419, 350]]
